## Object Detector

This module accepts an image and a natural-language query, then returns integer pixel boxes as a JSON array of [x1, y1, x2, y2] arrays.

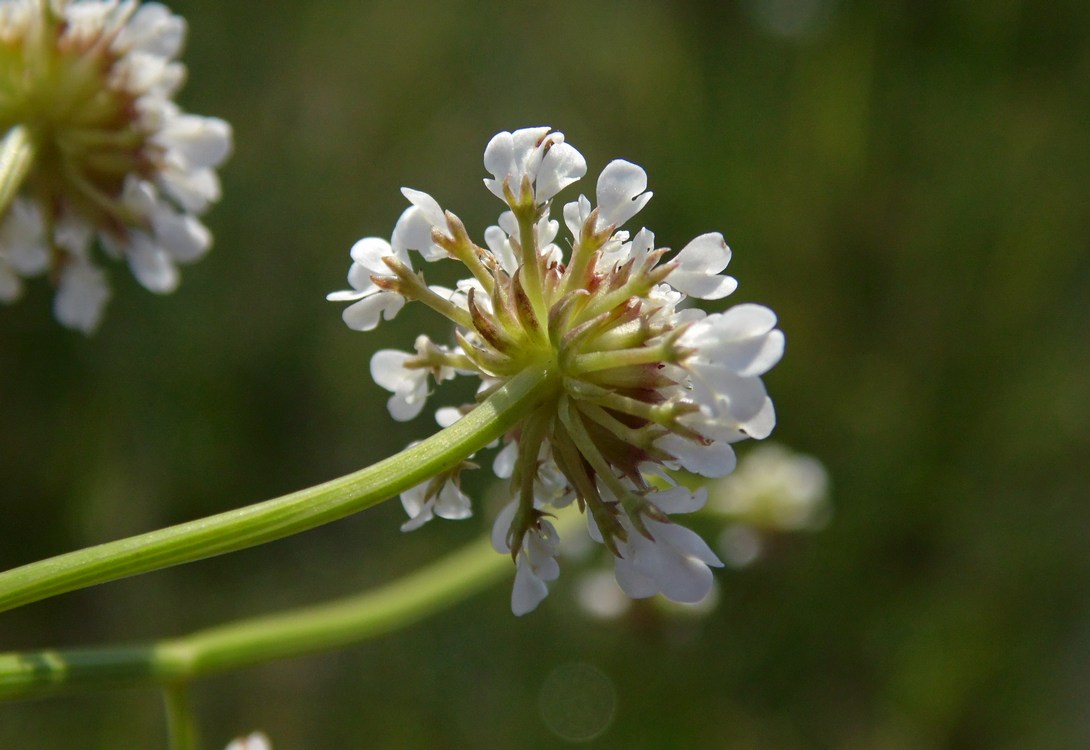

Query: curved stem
[[0, 509, 582, 701], [0, 125, 35, 220], [0, 365, 556, 615]]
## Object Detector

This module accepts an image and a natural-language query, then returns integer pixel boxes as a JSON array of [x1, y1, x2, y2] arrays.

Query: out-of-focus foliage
[[2, 0, 1088, 747]]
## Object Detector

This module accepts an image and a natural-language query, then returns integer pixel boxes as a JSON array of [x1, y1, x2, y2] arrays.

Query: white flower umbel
[[0, 0, 231, 332], [331, 126, 785, 615]]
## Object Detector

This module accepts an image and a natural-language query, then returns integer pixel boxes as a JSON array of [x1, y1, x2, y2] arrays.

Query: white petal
[[401, 479, 429, 521], [326, 288, 369, 302], [669, 271, 738, 300], [655, 434, 737, 478], [119, 3, 186, 58], [739, 397, 777, 440], [492, 442, 518, 479], [387, 390, 425, 422], [563, 195, 591, 238], [223, 732, 272, 750], [613, 555, 659, 599], [596, 159, 652, 229], [435, 407, 463, 428], [54, 262, 111, 334], [152, 210, 211, 263], [127, 233, 180, 293], [390, 205, 445, 261], [668, 234, 739, 297], [435, 482, 472, 520], [511, 559, 549, 616], [158, 115, 233, 169], [652, 520, 723, 567], [692, 304, 779, 345], [650, 485, 709, 515], [674, 233, 731, 275], [400, 188, 446, 227], [689, 366, 770, 423], [0, 265, 23, 302], [535, 141, 587, 202], [0, 199, 49, 274], [342, 292, 404, 331], [159, 166, 220, 214], [369, 349, 412, 391], [491, 500, 518, 553]]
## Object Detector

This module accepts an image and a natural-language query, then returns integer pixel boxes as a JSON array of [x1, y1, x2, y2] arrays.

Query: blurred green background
[[2, 0, 1089, 747]]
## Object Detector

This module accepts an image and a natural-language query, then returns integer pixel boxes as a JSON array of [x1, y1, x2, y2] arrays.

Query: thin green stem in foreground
[[0, 125, 35, 220], [0, 365, 556, 615], [0, 509, 581, 702]]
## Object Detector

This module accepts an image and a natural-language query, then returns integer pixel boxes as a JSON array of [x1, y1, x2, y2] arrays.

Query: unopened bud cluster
[[330, 127, 785, 614]]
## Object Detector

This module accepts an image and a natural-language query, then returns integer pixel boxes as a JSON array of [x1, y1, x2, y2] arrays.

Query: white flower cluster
[[331, 127, 785, 615], [0, 0, 231, 332]]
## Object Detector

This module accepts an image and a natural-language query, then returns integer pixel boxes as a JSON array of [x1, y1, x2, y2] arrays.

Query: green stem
[[0, 125, 35, 220], [164, 683, 199, 750], [0, 510, 581, 701], [0, 365, 556, 615], [515, 210, 548, 325]]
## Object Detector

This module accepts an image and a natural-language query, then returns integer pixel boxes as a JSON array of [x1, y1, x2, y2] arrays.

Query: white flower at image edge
[[0, 0, 232, 332], [224, 732, 271, 750]]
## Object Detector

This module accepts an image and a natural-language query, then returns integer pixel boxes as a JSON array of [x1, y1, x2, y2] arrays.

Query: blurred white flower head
[[224, 732, 271, 750], [331, 127, 785, 615], [710, 444, 829, 567], [709, 443, 829, 531], [0, 0, 232, 332]]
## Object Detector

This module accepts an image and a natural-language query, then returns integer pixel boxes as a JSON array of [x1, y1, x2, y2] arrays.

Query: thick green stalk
[[0, 125, 35, 219], [0, 365, 556, 615], [0, 509, 582, 701]]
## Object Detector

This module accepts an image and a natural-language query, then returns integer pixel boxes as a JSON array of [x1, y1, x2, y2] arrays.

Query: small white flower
[[483, 126, 586, 206], [392, 188, 450, 262], [492, 500, 561, 616], [594, 159, 652, 231], [224, 732, 271, 750], [612, 516, 723, 604], [679, 304, 785, 426], [582, 485, 723, 604], [667, 232, 738, 300], [326, 237, 411, 331], [710, 444, 830, 532], [399, 474, 472, 531], [370, 335, 457, 421]]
